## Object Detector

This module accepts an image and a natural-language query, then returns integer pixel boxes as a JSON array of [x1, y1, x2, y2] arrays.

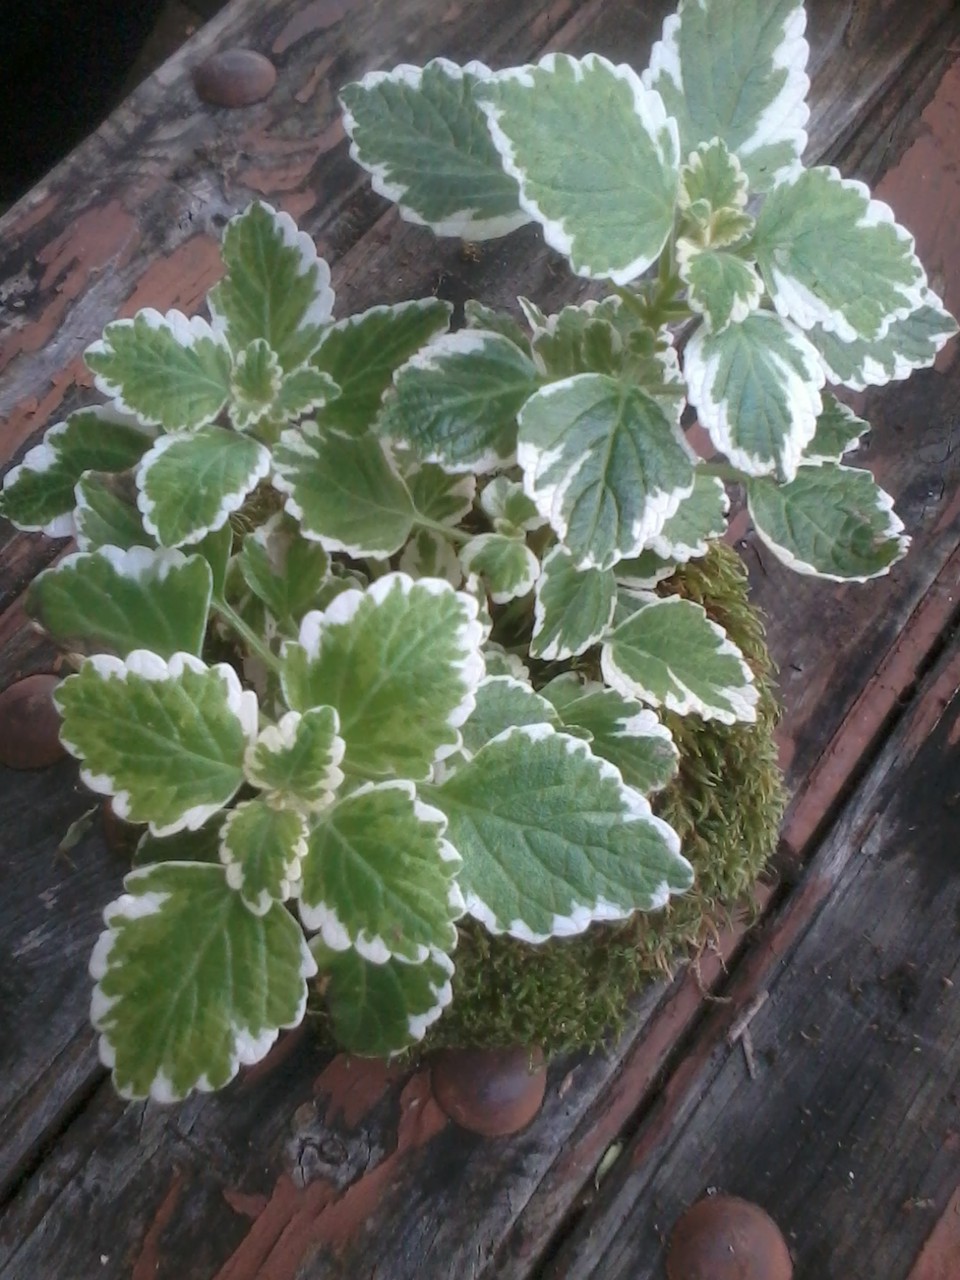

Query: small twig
[[727, 991, 768, 1080]]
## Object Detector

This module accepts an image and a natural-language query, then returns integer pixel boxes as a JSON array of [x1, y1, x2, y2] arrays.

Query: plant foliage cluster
[[1, 0, 954, 1100]]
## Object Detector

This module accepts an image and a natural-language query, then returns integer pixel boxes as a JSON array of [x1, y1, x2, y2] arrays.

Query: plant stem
[[698, 460, 750, 485], [413, 514, 471, 546], [212, 596, 283, 674]]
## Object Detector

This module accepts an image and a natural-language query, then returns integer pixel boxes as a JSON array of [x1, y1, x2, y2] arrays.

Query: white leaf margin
[[340, 59, 530, 240], [459, 722, 690, 943], [601, 593, 759, 725], [136, 428, 271, 547], [219, 801, 310, 916], [684, 313, 825, 481], [86, 308, 232, 427], [294, 572, 487, 764], [244, 708, 346, 810], [460, 532, 539, 603], [55, 650, 259, 837], [646, 473, 730, 560], [89, 864, 317, 1102], [299, 778, 464, 964], [643, 3, 810, 184], [531, 545, 616, 661], [479, 53, 680, 285]]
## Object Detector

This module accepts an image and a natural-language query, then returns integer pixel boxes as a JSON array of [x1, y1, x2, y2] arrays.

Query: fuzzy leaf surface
[[272, 424, 414, 558], [647, 471, 729, 561], [208, 201, 334, 370], [340, 59, 527, 239], [685, 310, 824, 481], [460, 676, 559, 756], [282, 574, 484, 778], [137, 426, 270, 548], [312, 299, 452, 435], [518, 373, 694, 569], [86, 310, 232, 429], [91, 862, 315, 1100], [219, 799, 308, 914], [0, 408, 152, 537], [236, 513, 330, 624], [302, 782, 461, 964], [754, 166, 927, 342], [804, 396, 869, 463], [530, 545, 616, 661], [678, 243, 763, 332], [55, 652, 256, 835], [74, 471, 148, 551], [313, 944, 453, 1057], [459, 532, 539, 603], [540, 673, 679, 793], [244, 707, 345, 812], [27, 547, 211, 659], [680, 138, 749, 211], [435, 723, 691, 941], [644, 0, 809, 190], [806, 290, 958, 390], [480, 54, 679, 283], [602, 594, 758, 724], [746, 462, 908, 580], [379, 329, 539, 472]]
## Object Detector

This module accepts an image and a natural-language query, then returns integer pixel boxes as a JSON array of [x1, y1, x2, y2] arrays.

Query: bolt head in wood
[[431, 1045, 546, 1137], [0, 674, 67, 769], [667, 1195, 793, 1280], [194, 49, 277, 108]]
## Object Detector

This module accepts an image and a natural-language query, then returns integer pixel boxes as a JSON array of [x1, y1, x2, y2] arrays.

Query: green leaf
[[464, 300, 532, 354], [302, 781, 461, 964], [677, 241, 763, 332], [313, 943, 453, 1057], [684, 310, 824, 480], [237, 512, 330, 624], [91, 861, 315, 1100], [517, 373, 695, 569], [644, 0, 809, 191], [74, 469, 148, 551], [406, 463, 475, 525], [531, 303, 625, 379], [460, 675, 559, 756], [56, 652, 257, 835], [481, 644, 529, 681], [282, 574, 484, 778], [805, 288, 959, 390], [647, 471, 729, 561], [804, 395, 869, 463], [137, 426, 270, 548], [0, 407, 153, 536], [86, 310, 233, 429], [530, 545, 616, 661], [479, 54, 679, 283], [275, 366, 341, 419], [194, 522, 234, 597], [754, 166, 927, 342], [460, 532, 538, 603], [244, 706, 344, 811], [478, 475, 546, 534], [134, 821, 222, 867], [312, 299, 452, 436], [435, 724, 692, 941], [614, 550, 677, 589], [229, 339, 284, 430], [379, 329, 539, 472], [208, 201, 334, 371], [340, 59, 527, 238], [219, 798, 308, 914], [398, 529, 462, 585], [680, 138, 749, 212], [272, 423, 414, 557], [26, 546, 212, 659], [601, 594, 758, 724], [746, 462, 908, 580], [540, 673, 679, 793]]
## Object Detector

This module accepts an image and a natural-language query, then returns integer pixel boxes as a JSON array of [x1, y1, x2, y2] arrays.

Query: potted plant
[[1, 0, 954, 1116]]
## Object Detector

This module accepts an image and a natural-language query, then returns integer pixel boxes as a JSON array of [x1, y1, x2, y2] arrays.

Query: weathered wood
[[541, 638, 960, 1280], [2, 1, 960, 1277]]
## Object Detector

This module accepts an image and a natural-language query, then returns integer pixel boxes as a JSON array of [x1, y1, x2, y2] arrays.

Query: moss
[[419, 542, 785, 1055]]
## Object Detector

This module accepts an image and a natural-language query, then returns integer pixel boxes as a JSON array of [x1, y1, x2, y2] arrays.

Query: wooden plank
[[2, 2, 960, 1277], [540, 637, 960, 1280]]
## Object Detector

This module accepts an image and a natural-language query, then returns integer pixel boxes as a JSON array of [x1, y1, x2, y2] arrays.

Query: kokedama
[[1, 0, 955, 1100]]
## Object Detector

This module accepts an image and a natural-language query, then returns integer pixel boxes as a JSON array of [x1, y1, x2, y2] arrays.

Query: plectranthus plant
[[1, 0, 955, 1104]]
